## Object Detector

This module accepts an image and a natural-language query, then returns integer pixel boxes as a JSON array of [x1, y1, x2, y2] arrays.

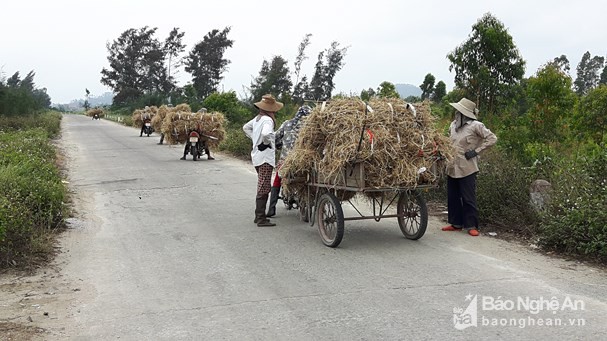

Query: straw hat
[[254, 94, 284, 112], [449, 98, 478, 120]]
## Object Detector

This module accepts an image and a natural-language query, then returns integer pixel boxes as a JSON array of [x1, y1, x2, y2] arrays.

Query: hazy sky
[[2, 0, 606, 104]]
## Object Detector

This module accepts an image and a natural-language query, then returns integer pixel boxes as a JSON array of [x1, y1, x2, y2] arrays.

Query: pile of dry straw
[[279, 98, 453, 198], [85, 108, 104, 117], [131, 106, 158, 127], [130, 104, 226, 148]]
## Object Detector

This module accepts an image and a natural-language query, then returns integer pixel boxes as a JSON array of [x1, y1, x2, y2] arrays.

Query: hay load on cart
[[160, 108, 226, 148], [279, 97, 454, 247], [280, 98, 453, 197]]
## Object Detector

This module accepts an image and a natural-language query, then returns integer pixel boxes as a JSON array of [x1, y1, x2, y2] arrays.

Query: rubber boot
[[255, 194, 275, 226], [157, 133, 164, 145], [180, 154, 186, 160], [266, 186, 280, 217]]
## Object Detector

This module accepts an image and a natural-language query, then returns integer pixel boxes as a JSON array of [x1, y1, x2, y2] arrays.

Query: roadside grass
[[103, 108, 133, 126], [0, 112, 67, 269]]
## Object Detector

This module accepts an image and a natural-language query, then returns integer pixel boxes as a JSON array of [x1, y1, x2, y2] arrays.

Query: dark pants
[[447, 173, 478, 229]]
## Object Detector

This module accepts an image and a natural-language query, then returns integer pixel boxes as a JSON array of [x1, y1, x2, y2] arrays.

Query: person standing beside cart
[[266, 105, 312, 217], [243, 94, 283, 227], [442, 98, 497, 236]]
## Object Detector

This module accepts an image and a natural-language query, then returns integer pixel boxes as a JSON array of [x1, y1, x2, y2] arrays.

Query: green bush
[[538, 147, 607, 262], [476, 148, 540, 233], [0, 124, 66, 267], [218, 127, 252, 159]]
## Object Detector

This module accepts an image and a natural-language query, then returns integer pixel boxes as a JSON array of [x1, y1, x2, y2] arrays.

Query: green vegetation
[[537, 150, 607, 262], [0, 71, 51, 116], [418, 13, 607, 263], [0, 112, 67, 268]]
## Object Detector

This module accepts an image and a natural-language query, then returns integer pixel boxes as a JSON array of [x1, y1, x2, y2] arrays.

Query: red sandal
[[441, 225, 462, 231], [468, 229, 479, 236]]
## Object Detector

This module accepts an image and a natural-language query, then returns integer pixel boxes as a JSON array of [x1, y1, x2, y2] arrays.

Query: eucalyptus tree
[[184, 27, 234, 100], [447, 13, 525, 115], [101, 27, 170, 105], [573, 51, 605, 95]]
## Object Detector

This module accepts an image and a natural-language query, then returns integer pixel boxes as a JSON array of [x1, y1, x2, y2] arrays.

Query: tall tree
[[550, 54, 570, 74], [20, 71, 36, 92], [377, 81, 400, 98], [526, 63, 576, 142], [419, 73, 435, 100], [573, 85, 607, 143], [360, 87, 376, 101], [292, 34, 312, 98], [433, 81, 446, 102], [292, 75, 310, 103], [164, 27, 186, 91], [308, 51, 326, 100], [308, 42, 348, 100], [447, 13, 525, 115], [249, 55, 292, 102], [6, 72, 20, 88], [100, 27, 170, 105], [184, 27, 234, 100], [573, 51, 605, 95], [0, 69, 50, 115], [600, 65, 607, 86]]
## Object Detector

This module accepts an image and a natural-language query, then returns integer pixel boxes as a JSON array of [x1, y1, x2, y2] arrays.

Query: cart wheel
[[397, 190, 428, 240], [316, 192, 344, 247]]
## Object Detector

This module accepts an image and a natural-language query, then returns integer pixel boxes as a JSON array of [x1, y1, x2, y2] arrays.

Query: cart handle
[[351, 102, 373, 176]]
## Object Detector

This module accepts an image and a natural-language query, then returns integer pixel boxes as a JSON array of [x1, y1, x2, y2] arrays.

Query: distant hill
[[394, 84, 421, 99], [53, 92, 113, 111], [88, 92, 113, 106]]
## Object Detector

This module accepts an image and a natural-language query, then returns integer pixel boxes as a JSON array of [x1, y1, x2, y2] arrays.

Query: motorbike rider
[[180, 124, 215, 161], [140, 116, 152, 137]]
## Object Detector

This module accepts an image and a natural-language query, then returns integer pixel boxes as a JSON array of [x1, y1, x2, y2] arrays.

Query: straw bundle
[[131, 106, 158, 127], [160, 110, 226, 148], [85, 108, 104, 117], [279, 97, 453, 200], [151, 105, 171, 132]]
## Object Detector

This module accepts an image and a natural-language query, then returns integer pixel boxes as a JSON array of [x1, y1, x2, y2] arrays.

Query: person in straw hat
[[442, 98, 497, 236], [243, 94, 283, 227]]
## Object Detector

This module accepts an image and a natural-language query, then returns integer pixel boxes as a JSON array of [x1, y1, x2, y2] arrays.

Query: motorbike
[[185, 131, 217, 161], [281, 191, 309, 222], [92, 113, 100, 120], [142, 120, 153, 136]]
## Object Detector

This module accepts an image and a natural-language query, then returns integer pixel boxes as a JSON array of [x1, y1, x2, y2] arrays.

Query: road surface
[[2, 114, 606, 340]]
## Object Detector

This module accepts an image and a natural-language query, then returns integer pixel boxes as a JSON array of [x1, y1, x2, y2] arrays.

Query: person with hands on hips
[[243, 94, 283, 227], [442, 98, 497, 236]]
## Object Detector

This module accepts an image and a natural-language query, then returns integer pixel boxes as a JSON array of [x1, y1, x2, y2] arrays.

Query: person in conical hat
[[243, 94, 284, 227], [442, 98, 497, 237]]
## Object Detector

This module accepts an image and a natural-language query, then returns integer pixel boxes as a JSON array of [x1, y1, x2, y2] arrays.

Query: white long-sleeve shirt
[[243, 115, 276, 167]]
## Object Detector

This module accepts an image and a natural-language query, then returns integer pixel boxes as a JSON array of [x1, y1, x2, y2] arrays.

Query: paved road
[[40, 115, 607, 339]]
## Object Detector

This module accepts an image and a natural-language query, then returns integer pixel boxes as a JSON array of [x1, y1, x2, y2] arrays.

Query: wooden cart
[[295, 162, 435, 248]]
